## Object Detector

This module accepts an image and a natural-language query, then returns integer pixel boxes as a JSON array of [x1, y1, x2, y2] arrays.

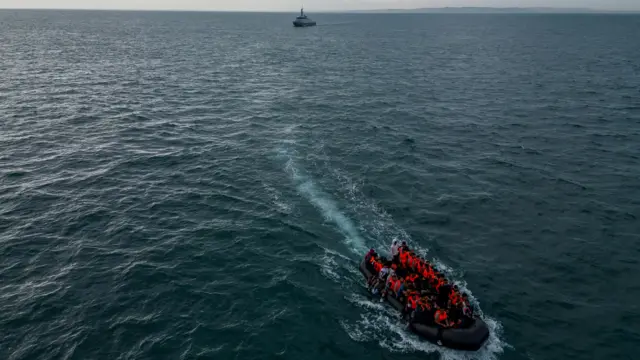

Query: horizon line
[[1, 6, 639, 13]]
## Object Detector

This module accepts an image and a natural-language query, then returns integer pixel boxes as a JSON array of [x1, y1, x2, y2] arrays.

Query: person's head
[[393, 239, 398, 245], [401, 241, 407, 246]]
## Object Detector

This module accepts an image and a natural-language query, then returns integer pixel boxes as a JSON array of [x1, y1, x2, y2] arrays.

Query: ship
[[293, 8, 317, 27]]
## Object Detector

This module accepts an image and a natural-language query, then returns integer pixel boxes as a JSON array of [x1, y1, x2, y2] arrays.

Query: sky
[[0, 0, 638, 11]]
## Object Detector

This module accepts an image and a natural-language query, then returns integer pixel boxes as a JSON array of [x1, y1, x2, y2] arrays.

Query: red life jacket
[[392, 280, 403, 293], [374, 262, 382, 272], [407, 296, 418, 309], [450, 293, 459, 305], [400, 252, 408, 266]]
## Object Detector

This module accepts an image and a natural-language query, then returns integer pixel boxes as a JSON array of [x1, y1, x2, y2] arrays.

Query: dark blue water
[[1, 10, 639, 360]]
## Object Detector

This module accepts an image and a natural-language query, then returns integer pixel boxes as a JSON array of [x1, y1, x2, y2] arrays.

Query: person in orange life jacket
[[409, 251, 418, 268], [435, 274, 446, 290], [374, 260, 383, 273], [449, 285, 460, 305], [409, 252, 420, 270], [413, 296, 435, 324], [415, 295, 434, 318], [415, 257, 424, 273], [366, 252, 378, 274], [405, 251, 413, 268], [398, 242, 409, 264], [366, 255, 379, 284], [421, 265, 432, 282], [401, 291, 419, 319], [399, 250, 409, 269], [404, 273, 415, 283], [383, 274, 402, 299], [380, 273, 396, 299], [405, 250, 414, 268], [434, 306, 451, 328]]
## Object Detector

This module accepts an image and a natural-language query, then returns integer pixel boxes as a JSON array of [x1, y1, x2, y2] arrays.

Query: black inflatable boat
[[359, 259, 490, 351]]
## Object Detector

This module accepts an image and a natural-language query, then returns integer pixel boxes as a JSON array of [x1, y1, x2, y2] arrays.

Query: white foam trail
[[280, 148, 367, 254]]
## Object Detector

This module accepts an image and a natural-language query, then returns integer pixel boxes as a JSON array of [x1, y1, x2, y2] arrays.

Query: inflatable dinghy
[[359, 258, 489, 351]]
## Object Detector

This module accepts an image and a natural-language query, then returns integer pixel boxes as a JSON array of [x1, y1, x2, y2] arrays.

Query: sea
[[1, 10, 639, 360]]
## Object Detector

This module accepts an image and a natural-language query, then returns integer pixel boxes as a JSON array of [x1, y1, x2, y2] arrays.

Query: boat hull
[[359, 258, 490, 351], [293, 22, 316, 27]]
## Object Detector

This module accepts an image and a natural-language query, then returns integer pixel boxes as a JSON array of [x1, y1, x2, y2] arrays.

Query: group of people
[[364, 240, 475, 329]]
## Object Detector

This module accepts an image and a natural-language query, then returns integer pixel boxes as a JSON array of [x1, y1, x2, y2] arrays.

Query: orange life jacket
[[374, 262, 382, 272], [436, 310, 448, 322], [400, 252, 408, 266], [407, 296, 418, 309], [450, 292, 458, 305], [418, 299, 430, 311], [392, 280, 402, 293]]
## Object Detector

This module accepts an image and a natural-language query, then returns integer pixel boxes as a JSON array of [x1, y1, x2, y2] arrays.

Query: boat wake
[[278, 146, 367, 255], [276, 131, 507, 359]]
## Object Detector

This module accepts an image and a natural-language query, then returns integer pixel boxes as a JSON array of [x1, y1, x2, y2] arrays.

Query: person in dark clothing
[[437, 282, 452, 308], [414, 305, 435, 325], [365, 248, 375, 262], [449, 303, 463, 328]]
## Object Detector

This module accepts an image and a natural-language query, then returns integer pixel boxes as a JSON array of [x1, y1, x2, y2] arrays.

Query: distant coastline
[[345, 7, 640, 14]]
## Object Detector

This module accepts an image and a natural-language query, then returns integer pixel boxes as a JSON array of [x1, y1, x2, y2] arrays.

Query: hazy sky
[[1, 0, 638, 11]]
